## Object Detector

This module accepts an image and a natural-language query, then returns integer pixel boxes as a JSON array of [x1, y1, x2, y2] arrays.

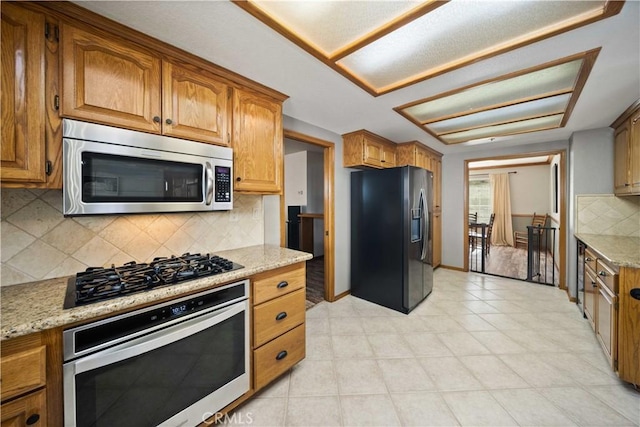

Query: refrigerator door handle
[[419, 189, 428, 261]]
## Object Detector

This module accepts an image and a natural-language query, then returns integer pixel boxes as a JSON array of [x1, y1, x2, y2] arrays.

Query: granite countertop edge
[[1, 244, 313, 341], [574, 233, 640, 269]]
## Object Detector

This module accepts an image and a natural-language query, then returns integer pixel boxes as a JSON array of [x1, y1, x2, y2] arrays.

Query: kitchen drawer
[[584, 267, 597, 330], [254, 323, 305, 390], [252, 263, 305, 305], [0, 345, 46, 401], [254, 288, 305, 347], [596, 259, 618, 293], [585, 248, 598, 272], [596, 280, 618, 369], [0, 388, 47, 426]]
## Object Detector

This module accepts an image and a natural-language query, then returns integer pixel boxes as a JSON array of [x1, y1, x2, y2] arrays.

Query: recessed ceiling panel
[[395, 49, 599, 144], [428, 94, 571, 135], [235, 0, 619, 96], [440, 114, 564, 144], [250, 0, 422, 56]]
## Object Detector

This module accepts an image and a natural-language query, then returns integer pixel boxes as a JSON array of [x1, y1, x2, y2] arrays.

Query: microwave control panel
[[215, 166, 231, 203]]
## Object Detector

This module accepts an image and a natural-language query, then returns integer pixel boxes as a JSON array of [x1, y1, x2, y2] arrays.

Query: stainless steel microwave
[[63, 120, 233, 215]]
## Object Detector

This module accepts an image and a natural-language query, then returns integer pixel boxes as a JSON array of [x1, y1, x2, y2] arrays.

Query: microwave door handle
[[205, 162, 213, 205]]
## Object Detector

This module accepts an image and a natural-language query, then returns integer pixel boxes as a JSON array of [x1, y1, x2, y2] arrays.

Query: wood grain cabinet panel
[[253, 288, 305, 347], [612, 101, 640, 196], [1, 3, 46, 183], [61, 23, 162, 133], [432, 212, 442, 268], [253, 324, 305, 391], [162, 61, 230, 145], [232, 88, 283, 193], [1, 388, 46, 427], [342, 130, 396, 169]]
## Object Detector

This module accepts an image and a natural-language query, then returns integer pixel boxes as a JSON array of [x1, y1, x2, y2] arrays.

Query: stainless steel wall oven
[[63, 280, 249, 426]]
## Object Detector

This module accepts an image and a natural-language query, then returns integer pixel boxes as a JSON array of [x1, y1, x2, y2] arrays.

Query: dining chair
[[514, 212, 547, 249]]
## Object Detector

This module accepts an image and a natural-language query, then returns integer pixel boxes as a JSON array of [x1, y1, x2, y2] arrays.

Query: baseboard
[[332, 289, 350, 302], [440, 264, 466, 272]]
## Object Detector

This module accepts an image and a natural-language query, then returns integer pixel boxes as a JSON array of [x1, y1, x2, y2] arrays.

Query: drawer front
[[0, 387, 47, 425], [584, 267, 597, 329], [596, 282, 618, 369], [253, 263, 305, 305], [254, 289, 305, 347], [595, 259, 618, 293], [585, 248, 597, 272], [254, 323, 305, 390], [0, 346, 46, 401]]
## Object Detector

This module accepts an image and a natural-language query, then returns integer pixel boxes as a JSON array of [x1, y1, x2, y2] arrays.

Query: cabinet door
[[61, 24, 161, 133], [630, 110, 640, 194], [362, 138, 382, 167], [162, 61, 230, 145], [596, 280, 617, 369], [614, 121, 630, 195], [416, 148, 430, 170], [1, 3, 46, 183], [432, 211, 441, 268], [433, 158, 442, 211], [584, 267, 597, 330], [381, 145, 396, 168], [1, 388, 46, 427], [232, 88, 283, 193]]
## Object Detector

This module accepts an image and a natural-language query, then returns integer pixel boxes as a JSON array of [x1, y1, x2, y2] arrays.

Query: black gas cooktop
[[63, 253, 243, 308]]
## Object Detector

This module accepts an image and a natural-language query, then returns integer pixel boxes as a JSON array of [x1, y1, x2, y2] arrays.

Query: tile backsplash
[[576, 194, 640, 236], [1, 189, 264, 286]]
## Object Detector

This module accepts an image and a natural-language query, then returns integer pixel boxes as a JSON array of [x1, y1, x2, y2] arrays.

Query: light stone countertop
[[574, 234, 640, 269], [1, 244, 312, 341]]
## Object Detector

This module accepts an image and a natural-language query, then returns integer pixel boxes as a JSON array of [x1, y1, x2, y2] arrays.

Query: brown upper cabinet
[[612, 100, 640, 196], [61, 24, 231, 146], [232, 88, 283, 194], [1, 3, 57, 187], [342, 130, 397, 169]]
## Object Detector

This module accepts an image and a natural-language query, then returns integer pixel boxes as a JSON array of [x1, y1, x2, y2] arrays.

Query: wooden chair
[[469, 212, 478, 224], [485, 213, 495, 255], [514, 213, 547, 249]]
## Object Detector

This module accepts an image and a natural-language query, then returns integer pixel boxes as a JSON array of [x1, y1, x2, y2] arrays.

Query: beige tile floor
[[228, 269, 640, 426]]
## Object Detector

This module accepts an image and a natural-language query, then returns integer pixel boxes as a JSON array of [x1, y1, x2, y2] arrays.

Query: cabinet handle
[[153, 116, 161, 123], [585, 257, 592, 262], [631, 288, 640, 300], [598, 270, 607, 277], [591, 280, 597, 287], [275, 312, 287, 321], [236, 177, 242, 182], [276, 350, 288, 361], [26, 414, 40, 425], [277, 281, 288, 289], [165, 118, 173, 125]]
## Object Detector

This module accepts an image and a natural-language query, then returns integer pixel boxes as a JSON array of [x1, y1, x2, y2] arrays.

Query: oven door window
[[73, 311, 244, 426], [81, 152, 203, 203]]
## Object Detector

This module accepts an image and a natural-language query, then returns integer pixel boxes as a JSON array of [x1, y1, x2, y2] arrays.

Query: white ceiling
[[73, 0, 640, 155]]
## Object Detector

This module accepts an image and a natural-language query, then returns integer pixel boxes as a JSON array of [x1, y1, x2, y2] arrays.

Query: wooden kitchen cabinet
[[62, 25, 233, 145], [612, 100, 640, 195], [432, 211, 442, 268], [61, 23, 162, 133], [232, 87, 283, 193], [1, 3, 62, 188], [251, 263, 306, 390], [584, 248, 598, 331], [342, 129, 397, 169], [0, 331, 62, 427]]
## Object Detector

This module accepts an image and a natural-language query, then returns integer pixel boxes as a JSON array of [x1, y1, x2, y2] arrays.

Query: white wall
[[567, 127, 615, 298], [284, 151, 308, 206], [442, 139, 570, 272], [276, 115, 354, 296]]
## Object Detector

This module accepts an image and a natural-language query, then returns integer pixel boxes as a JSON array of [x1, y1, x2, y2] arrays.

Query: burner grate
[[65, 253, 243, 308]]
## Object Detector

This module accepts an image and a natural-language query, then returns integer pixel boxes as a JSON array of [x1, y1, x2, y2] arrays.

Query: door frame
[[463, 149, 567, 290], [282, 129, 336, 302]]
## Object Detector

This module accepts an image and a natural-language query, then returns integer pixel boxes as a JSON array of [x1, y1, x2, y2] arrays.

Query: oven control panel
[[215, 165, 231, 203]]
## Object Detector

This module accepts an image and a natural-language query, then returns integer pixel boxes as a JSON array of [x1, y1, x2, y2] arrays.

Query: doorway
[[464, 150, 567, 290], [282, 129, 336, 303]]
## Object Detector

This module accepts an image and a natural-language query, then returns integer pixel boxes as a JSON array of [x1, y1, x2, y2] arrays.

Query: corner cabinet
[[612, 100, 640, 195], [232, 88, 283, 194], [1, 2, 62, 188]]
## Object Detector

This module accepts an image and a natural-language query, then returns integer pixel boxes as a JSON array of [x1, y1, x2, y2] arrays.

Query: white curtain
[[490, 173, 514, 246]]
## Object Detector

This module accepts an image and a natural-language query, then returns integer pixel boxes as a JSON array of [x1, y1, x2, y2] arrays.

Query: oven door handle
[[68, 301, 246, 374]]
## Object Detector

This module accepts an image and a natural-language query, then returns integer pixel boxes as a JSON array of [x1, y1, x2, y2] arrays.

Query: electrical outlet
[[229, 210, 239, 222], [252, 207, 261, 220]]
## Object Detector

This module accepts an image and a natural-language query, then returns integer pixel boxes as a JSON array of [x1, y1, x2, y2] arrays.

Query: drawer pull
[[598, 270, 607, 277], [26, 414, 40, 425], [631, 288, 640, 300], [275, 312, 288, 321], [276, 350, 288, 361], [585, 257, 593, 262], [277, 281, 288, 289]]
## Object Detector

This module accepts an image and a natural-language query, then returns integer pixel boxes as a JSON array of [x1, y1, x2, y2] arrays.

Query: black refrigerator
[[351, 166, 433, 314]]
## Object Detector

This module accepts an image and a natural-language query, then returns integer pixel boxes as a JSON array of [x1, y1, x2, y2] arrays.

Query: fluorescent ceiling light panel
[[235, 0, 620, 96], [395, 50, 599, 144]]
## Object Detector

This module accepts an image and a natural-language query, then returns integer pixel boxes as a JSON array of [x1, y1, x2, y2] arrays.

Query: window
[[469, 175, 491, 223]]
